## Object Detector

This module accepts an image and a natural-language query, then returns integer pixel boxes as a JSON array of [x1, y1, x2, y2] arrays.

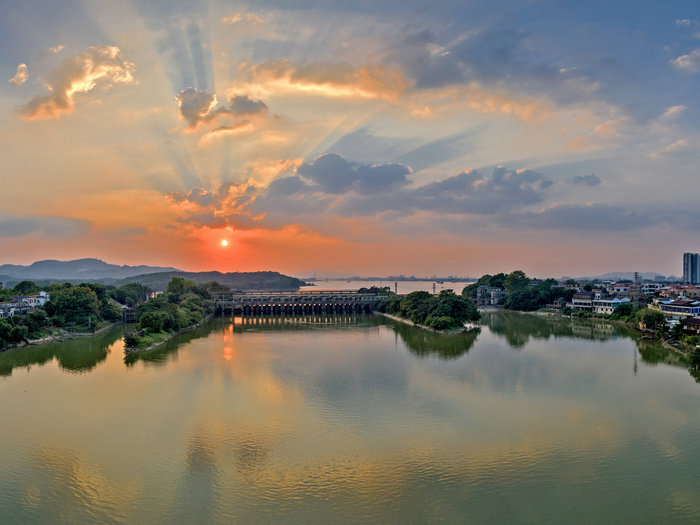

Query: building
[[683, 253, 700, 284], [681, 317, 700, 335], [0, 302, 19, 319], [659, 299, 700, 318], [11, 291, 50, 308], [592, 294, 631, 315], [476, 286, 505, 306], [570, 292, 594, 311], [569, 292, 630, 314]]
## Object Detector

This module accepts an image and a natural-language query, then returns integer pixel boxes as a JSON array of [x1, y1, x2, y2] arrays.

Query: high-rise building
[[683, 253, 700, 284]]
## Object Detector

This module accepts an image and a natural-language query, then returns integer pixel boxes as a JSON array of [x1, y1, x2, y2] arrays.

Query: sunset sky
[[1, 0, 698, 277]]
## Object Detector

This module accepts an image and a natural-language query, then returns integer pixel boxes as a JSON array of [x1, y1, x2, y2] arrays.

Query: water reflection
[[0, 326, 123, 377], [168, 432, 222, 524], [480, 310, 630, 349], [382, 319, 480, 359], [123, 322, 215, 367], [23, 446, 140, 524]]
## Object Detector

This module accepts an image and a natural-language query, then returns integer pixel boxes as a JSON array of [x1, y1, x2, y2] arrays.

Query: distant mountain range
[[0, 258, 306, 291], [0, 258, 178, 281]]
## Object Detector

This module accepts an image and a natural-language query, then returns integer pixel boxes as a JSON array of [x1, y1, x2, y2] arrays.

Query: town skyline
[[1, 1, 699, 277]]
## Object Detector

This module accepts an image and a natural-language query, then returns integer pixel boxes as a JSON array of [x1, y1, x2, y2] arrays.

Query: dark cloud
[[175, 87, 216, 128], [413, 166, 552, 214], [173, 156, 554, 230], [175, 88, 268, 130], [572, 174, 601, 186], [0, 216, 92, 238], [297, 154, 411, 194]]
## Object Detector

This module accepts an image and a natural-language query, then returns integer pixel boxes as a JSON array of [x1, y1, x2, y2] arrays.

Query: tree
[[167, 277, 196, 302], [638, 308, 665, 334], [44, 286, 100, 326], [12, 281, 39, 296], [690, 348, 700, 370], [505, 270, 530, 291]]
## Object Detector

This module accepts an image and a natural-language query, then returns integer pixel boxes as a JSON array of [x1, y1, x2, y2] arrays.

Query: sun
[[220, 240, 229, 247]]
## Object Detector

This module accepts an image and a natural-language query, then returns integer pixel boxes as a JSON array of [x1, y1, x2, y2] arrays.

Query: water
[[300, 279, 474, 295], [1, 312, 699, 524]]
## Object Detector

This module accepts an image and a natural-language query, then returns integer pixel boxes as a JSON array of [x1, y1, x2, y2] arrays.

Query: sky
[[0, 0, 699, 278]]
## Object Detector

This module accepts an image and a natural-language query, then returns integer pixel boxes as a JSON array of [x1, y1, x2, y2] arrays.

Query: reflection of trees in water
[[387, 320, 480, 359], [482, 311, 700, 385], [480, 310, 626, 349], [0, 326, 123, 377], [635, 338, 687, 368], [123, 322, 215, 367]]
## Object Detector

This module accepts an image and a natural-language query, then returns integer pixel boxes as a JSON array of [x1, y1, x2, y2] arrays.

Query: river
[[0, 311, 699, 524]]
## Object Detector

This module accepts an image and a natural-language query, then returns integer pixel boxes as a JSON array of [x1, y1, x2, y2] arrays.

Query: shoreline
[[374, 312, 476, 335], [483, 307, 692, 359], [1, 321, 122, 352], [124, 313, 215, 354]]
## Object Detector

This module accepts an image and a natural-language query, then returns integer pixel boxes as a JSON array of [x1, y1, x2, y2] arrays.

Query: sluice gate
[[212, 291, 383, 315]]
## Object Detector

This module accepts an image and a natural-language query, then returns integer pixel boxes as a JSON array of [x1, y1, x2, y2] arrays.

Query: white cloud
[[8, 63, 28, 87], [670, 48, 700, 73], [658, 105, 686, 121], [20, 45, 135, 119]]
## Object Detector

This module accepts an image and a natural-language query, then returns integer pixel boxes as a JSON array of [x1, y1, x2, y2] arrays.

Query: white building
[[12, 291, 50, 308]]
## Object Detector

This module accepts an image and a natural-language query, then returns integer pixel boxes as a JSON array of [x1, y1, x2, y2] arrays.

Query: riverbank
[[487, 306, 694, 359], [375, 312, 476, 334], [124, 313, 214, 354], [0, 321, 122, 352]]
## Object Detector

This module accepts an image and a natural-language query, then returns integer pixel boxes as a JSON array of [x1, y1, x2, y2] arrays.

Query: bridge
[[212, 290, 384, 315]]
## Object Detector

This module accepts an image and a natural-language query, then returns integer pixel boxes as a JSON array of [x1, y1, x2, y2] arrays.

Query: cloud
[[657, 105, 686, 121], [221, 13, 263, 26], [8, 63, 28, 87], [169, 156, 554, 233], [647, 138, 694, 158], [509, 203, 654, 231], [411, 166, 553, 214], [238, 59, 411, 100], [175, 87, 268, 132], [49, 45, 65, 54], [20, 45, 135, 119], [670, 48, 700, 73], [297, 154, 411, 194], [0, 215, 92, 238], [572, 174, 601, 186], [175, 87, 217, 127], [675, 19, 695, 27]]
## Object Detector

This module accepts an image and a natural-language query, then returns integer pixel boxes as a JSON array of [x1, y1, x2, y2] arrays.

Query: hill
[[0, 259, 306, 291], [0, 258, 178, 281], [112, 271, 306, 291]]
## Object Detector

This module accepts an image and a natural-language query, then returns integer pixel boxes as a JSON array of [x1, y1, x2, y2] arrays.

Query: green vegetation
[[0, 280, 158, 349], [463, 270, 575, 312], [113, 270, 305, 291], [637, 307, 665, 336], [377, 290, 480, 330], [357, 286, 392, 295], [462, 273, 507, 296], [125, 278, 215, 349]]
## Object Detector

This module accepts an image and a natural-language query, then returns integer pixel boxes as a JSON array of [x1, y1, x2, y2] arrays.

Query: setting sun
[[220, 240, 229, 247]]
